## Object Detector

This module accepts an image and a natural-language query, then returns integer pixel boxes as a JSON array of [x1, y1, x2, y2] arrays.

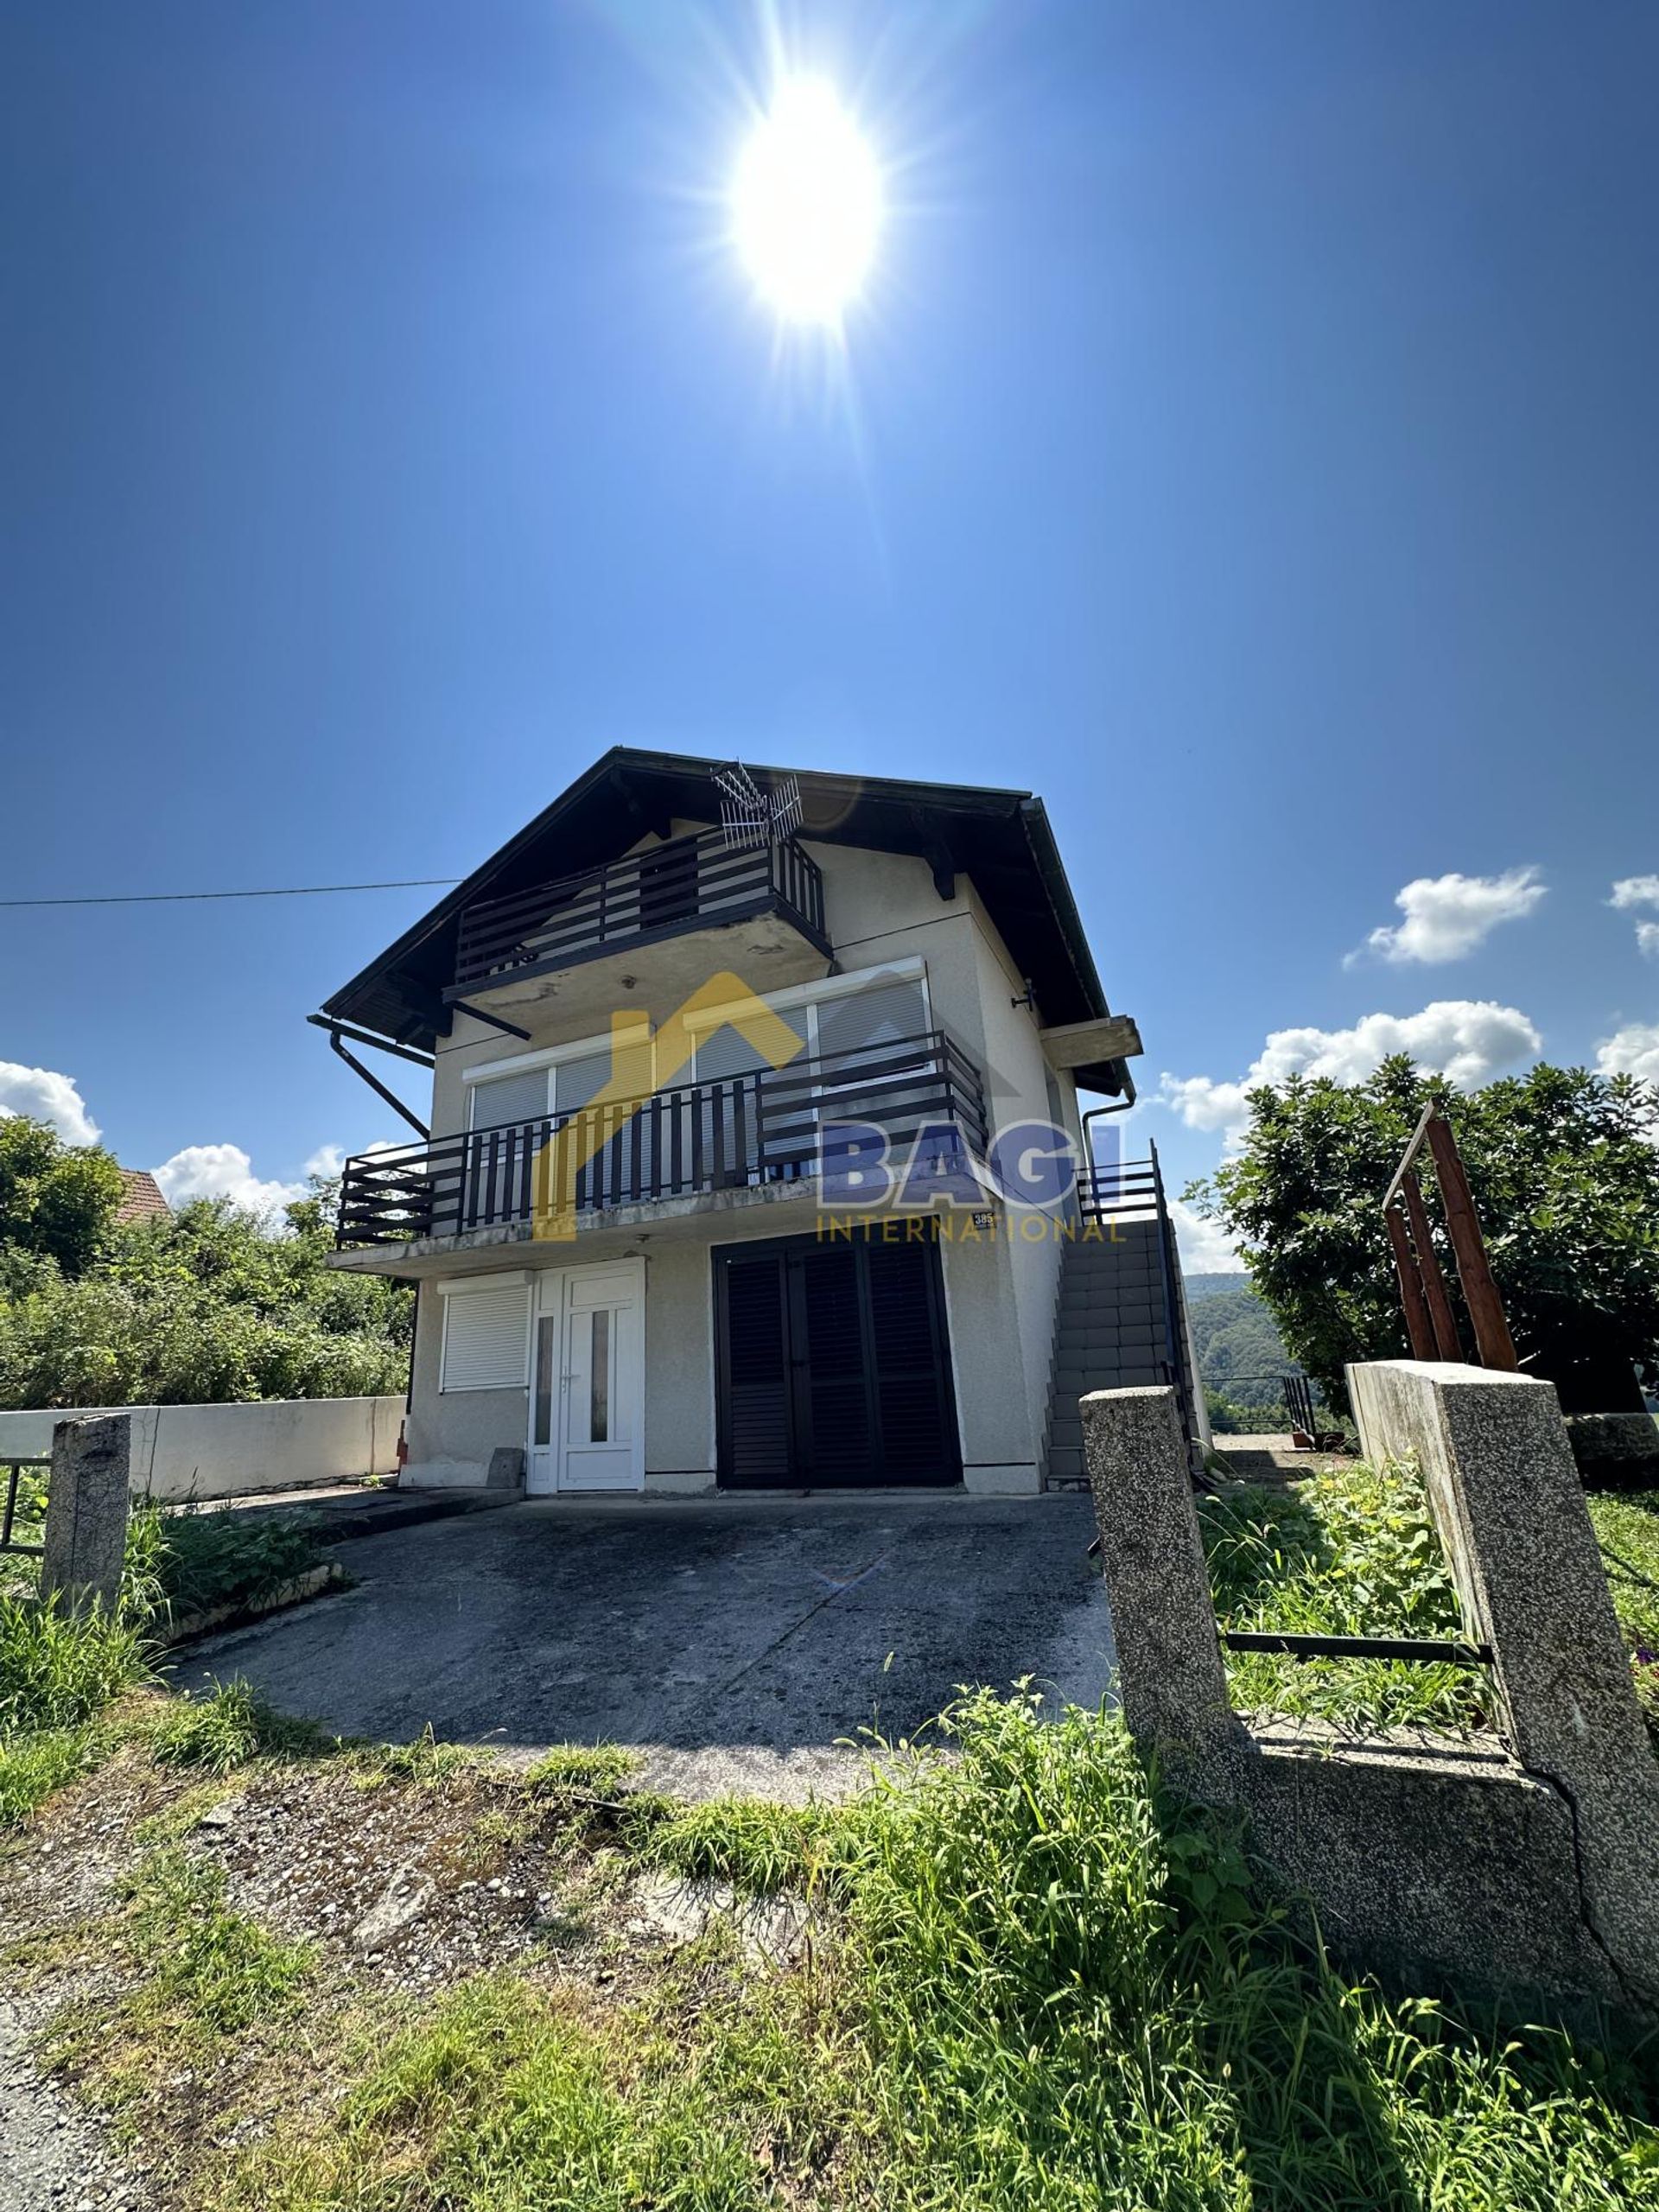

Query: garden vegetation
[[0, 1113, 412, 1408], [2, 1461, 1658, 2203]]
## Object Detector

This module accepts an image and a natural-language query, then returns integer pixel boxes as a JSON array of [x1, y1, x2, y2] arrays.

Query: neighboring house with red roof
[[114, 1167, 171, 1227]]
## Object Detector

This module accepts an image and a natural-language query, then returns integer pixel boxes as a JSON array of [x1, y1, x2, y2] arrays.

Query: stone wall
[[1083, 1366, 1659, 2022]]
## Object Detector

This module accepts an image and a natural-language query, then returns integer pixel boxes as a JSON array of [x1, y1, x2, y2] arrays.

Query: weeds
[[1199, 1460, 1488, 1732], [645, 1793, 842, 1897], [0, 1725, 92, 1826], [356, 1722, 483, 1788], [203, 1692, 1659, 2211], [151, 1676, 333, 1775], [524, 1742, 642, 1795], [139, 1505, 326, 1622], [0, 1588, 150, 1738], [120, 1847, 315, 2037]]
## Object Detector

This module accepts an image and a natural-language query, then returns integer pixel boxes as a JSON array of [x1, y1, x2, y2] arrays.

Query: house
[[114, 1167, 171, 1226], [320, 750, 1202, 1496]]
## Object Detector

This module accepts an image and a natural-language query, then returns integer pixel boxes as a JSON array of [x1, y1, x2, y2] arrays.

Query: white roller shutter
[[693, 1007, 809, 1081], [439, 1279, 530, 1391], [470, 1066, 551, 1131], [816, 978, 930, 1065]]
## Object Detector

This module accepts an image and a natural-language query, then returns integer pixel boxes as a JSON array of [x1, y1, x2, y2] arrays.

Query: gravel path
[[0, 2001, 142, 2212]]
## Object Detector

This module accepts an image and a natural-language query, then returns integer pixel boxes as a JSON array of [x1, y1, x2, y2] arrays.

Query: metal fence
[[1, 1457, 48, 1557]]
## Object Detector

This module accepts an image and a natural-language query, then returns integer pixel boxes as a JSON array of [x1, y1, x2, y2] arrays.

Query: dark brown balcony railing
[[334, 1029, 987, 1249], [451, 830, 828, 997]]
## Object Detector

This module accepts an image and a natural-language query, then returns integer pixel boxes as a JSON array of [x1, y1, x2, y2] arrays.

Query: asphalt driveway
[[170, 1492, 1114, 1799]]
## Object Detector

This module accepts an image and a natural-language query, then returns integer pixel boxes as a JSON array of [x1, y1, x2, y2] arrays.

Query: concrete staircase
[[1044, 1218, 1197, 1488]]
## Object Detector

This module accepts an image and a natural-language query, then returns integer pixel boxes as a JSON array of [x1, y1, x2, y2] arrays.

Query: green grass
[[150, 1675, 334, 1776], [0, 1725, 95, 1826], [213, 1693, 1659, 2212], [0, 1587, 150, 1738], [353, 1721, 485, 1788], [46, 1843, 316, 2107], [119, 1846, 315, 2037], [0, 1508, 330, 1827], [645, 1793, 842, 1897], [524, 1742, 643, 1795], [1199, 1460, 1491, 1733], [1586, 1488, 1659, 1736]]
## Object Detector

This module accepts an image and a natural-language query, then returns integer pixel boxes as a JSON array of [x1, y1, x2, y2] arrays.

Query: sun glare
[[732, 79, 882, 325]]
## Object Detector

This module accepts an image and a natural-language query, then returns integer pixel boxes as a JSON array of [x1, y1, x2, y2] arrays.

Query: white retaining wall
[[0, 1396, 404, 1501]]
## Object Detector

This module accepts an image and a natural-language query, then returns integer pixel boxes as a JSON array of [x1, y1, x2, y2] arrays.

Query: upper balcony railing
[[334, 1029, 987, 1250], [450, 829, 828, 998]]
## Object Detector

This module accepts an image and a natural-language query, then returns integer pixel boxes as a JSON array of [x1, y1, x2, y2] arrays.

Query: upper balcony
[[448, 830, 831, 1020]]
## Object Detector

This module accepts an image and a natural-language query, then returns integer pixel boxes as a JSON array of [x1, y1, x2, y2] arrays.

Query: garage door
[[714, 1231, 960, 1488]]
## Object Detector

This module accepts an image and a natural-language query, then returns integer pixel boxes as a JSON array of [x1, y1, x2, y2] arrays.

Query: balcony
[[449, 830, 830, 1014], [334, 1029, 988, 1251]]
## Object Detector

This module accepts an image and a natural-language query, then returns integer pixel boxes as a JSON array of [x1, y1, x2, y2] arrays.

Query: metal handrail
[[335, 1027, 988, 1249], [453, 829, 829, 994]]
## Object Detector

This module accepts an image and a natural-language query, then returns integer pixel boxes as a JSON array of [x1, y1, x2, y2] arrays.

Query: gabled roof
[[115, 1167, 170, 1225], [321, 748, 1131, 1095]]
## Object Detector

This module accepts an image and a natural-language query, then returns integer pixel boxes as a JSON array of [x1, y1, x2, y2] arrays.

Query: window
[[470, 1067, 550, 1132], [440, 1279, 531, 1391]]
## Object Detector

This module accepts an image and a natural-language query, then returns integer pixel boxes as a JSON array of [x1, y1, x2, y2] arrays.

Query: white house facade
[[321, 752, 1196, 1497]]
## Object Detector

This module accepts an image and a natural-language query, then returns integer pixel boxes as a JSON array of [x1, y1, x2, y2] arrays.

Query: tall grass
[[0, 1588, 149, 1736], [1586, 1488, 1659, 1739], [1199, 1461, 1489, 1732], [235, 1694, 1659, 2212]]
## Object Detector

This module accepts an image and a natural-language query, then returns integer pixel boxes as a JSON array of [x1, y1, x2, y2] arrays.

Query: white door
[[527, 1261, 645, 1494]]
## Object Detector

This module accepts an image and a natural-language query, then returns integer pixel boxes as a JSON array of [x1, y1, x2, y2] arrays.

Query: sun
[[731, 79, 882, 325]]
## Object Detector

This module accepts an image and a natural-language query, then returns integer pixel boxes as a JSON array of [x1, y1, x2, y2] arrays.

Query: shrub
[[143, 1507, 325, 1621]]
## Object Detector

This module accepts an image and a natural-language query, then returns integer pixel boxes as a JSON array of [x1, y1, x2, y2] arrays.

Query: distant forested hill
[[1184, 1273, 1250, 1303], [1185, 1281, 1299, 1414]]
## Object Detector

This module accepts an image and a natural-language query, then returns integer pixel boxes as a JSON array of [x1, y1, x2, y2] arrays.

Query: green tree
[[1188, 1057, 1659, 1410], [0, 1176, 413, 1409], [0, 1116, 124, 1277]]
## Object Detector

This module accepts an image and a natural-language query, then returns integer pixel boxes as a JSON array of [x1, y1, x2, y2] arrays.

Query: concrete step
[[1057, 1325, 1162, 1352]]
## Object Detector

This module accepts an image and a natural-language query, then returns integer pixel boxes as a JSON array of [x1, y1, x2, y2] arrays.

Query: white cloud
[[1156, 1076, 1250, 1135], [303, 1139, 400, 1180], [1168, 1198, 1243, 1274], [1160, 1000, 1543, 1144], [1597, 1023, 1659, 1087], [0, 1063, 100, 1146], [151, 1137, 402, 1224], [151, 1144, 306, 1222], [1349, 867, 1546, 967], [1609, 879, 1659, 959]]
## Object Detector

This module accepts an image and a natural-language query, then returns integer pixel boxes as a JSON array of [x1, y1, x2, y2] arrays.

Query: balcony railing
[[450, 830, 828, 998], [334, 1029, 987, 1249]]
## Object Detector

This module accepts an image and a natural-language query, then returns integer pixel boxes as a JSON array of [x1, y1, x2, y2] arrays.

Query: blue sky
[[3, 1, 1656, 1264]]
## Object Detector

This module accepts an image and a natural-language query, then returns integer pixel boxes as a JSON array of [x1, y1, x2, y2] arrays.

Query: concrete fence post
[[41, 1414, 130, 1615], [1079, 1385, 1242, 1778], [1349, 1359, 1659, 2006]]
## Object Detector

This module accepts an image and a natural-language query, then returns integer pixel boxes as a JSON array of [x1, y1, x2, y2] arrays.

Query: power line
[[0, 877, 463, 909]]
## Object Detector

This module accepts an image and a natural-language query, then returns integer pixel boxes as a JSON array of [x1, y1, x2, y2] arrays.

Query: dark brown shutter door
[[788, 1244, 877, 1484], [721, 1250, 792, 1484], [866, 1239, 957, 1481]]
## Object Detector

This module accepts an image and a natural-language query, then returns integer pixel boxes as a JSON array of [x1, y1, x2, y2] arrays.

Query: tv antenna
[[714, 761, 804, 851]]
